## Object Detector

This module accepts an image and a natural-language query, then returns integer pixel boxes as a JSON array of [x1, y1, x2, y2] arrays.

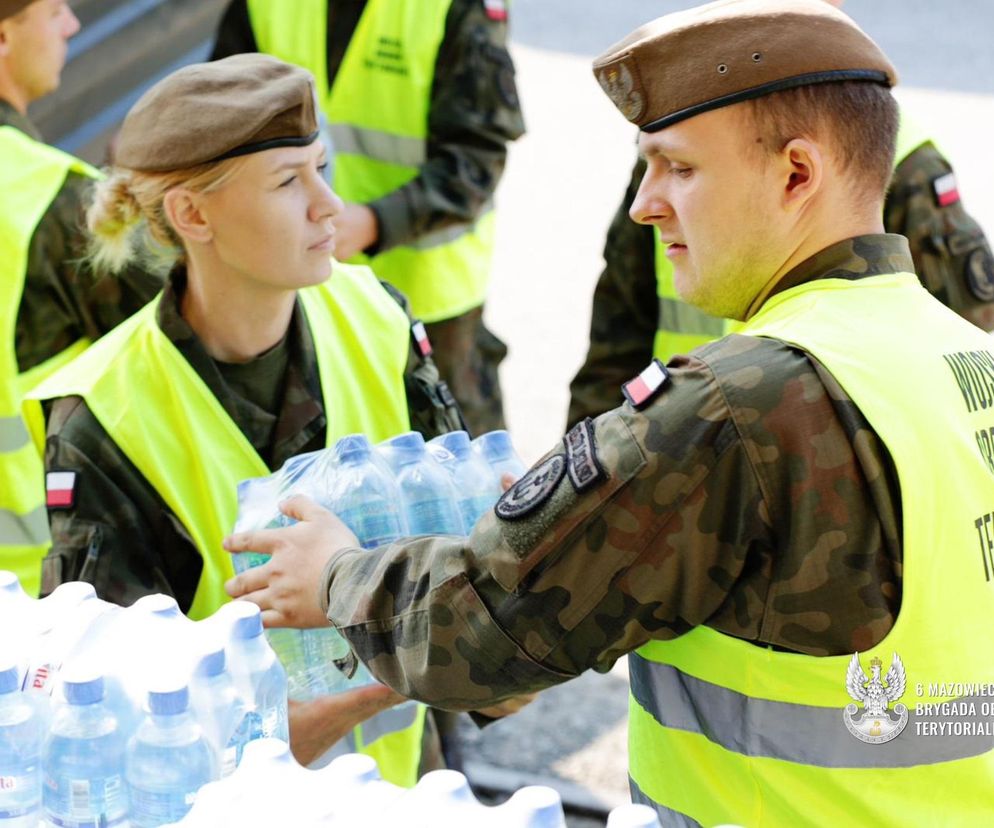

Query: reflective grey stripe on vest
[[657, 296, 726, 339], [630, 653, 994, 768], [330, 123, 426, 168], [405, 203, 494, 252], [359, 700, 419, 746], [0, 415, 30, 454], [629, 779, 703, 828], [0, 504, 49, 547]]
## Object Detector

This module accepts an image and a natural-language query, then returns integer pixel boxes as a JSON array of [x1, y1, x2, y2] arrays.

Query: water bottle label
[[24, 662, 56, 695], [0, 774, 31, 792], [45, 773, 127, 826], [339, 505, 400, 549], [129, 785, 198, 824], [406, 499, 459, 535]]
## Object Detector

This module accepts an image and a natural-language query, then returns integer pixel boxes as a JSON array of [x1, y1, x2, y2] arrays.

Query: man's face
[[0, 0, 80, 105], [630, 105, 791, 320]]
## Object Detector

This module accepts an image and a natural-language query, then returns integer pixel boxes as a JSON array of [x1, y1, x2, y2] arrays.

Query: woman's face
[[198, 141, 344, 291]]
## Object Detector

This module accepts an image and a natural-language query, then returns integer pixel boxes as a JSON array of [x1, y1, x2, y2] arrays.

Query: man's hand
[[474, 693, 538, 720], [333, 203, 379, 260], [223, 495, 360, 629], [289, 684, 406, 766]]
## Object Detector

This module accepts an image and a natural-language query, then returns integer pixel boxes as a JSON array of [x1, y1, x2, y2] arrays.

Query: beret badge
[[596, 59, 646, 123]]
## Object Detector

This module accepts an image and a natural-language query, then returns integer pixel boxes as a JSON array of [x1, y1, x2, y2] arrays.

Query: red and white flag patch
[[622, 359, 670, 410], [484, 0, 508, 22], [46, 471, 76, 509], [933, 172, 961, 208], [411, 321, 433, 358]]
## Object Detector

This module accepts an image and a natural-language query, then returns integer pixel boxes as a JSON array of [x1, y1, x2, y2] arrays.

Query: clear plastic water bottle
[[331, 434, 405, 548], [429, 431, 501, 531], [606, 803, 663, 827], [502, 786, 567, 828], [472, 430, 528, 483], [0, 659, 42, 827], [387, 432, 464, 535], [126, 682, 212, 827], [43, 671, 128, 828], [189, 644, 251, 779], [224, 603, 289, 744]]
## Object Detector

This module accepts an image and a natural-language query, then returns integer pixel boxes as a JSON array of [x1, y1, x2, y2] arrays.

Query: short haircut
[[743, 80, 899, 204]]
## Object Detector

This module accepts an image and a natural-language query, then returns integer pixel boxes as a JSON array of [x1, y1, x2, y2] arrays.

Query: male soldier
[[567, 0, 994, 427], [211, 0, 525, 436], [0, 0, 160, 596], [225, 1, 994, 824]]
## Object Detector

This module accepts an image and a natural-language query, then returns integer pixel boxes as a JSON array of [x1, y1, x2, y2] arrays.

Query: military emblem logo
[[596, 60, 646, 123], [844, 652, 908, 744]]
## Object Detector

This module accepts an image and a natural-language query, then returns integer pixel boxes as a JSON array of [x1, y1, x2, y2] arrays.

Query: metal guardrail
[[29, 0, 229, 164]]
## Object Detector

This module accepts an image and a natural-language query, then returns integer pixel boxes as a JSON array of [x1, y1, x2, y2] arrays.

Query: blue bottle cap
[[230, 603, 264, 639], [196, 646, 226, 678], [0, 570, 23, 596], [476, 430, 513, 462], [335, 434, 372, 462], [149, 685, 189, 716], [437, 431, 471, 460], [64, 675, 105, 706], [387, 431, 425, 464], [0, 665, 19, 694]]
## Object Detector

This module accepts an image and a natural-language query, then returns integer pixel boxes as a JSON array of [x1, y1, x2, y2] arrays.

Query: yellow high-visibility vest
[[630, 272, 994, 826], [30, 262, 425, 786], [652, 109, 934, 362], [0, 125, 95, 597], [247, 0, 495, 323]]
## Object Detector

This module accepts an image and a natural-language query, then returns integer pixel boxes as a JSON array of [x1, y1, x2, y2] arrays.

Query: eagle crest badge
[[844, 652, 909, 744], [595, 60, 646, 123]]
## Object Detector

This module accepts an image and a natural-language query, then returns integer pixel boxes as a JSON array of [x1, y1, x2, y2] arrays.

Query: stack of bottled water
[[232, 429, 525, 704], [164, 739, 666, 828], [0, 573, 289, 827]]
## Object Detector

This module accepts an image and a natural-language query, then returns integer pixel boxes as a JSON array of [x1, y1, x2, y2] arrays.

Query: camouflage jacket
[[1, 101, 162, 373], [567, 140, 994, 426], [319, 235, 913, 710], [41, 269, 464, 611], [211, 0, 525, 254]]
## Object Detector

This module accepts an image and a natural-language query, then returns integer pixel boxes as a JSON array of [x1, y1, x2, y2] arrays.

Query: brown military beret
[[0, 0, 35, 21], [593, 0, 897, 132], [115, 54, 319, 172]]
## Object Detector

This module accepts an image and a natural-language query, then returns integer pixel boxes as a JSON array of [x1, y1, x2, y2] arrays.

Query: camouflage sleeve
[[884, 142, 994, 331], [322, 334, 900, 709], [16, 172, 162, 373], [40, 396, 202, 610], [368, 0, 525, 252], [380, 281, 467, 438], [566, 156, 657, 428]]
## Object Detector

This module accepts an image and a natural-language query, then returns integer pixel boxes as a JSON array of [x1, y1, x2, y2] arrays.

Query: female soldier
[[29, 54, 462, 781]]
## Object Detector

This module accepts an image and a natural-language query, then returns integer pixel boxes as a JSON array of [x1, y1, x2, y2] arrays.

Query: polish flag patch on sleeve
[[46, 471, 77, 509], [411, 321, 433, 358], [622, 359, 670, 410], [484, 0, 508, 21], [933, 172, 961, 207]]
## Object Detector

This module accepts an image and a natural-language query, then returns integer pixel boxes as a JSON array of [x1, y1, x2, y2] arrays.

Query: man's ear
[[779, 137, 824, 213], [163, 188, 212, 245]]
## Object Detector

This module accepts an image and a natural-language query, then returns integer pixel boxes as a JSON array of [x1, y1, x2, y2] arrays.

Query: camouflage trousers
[[426, 306, 507, 437]]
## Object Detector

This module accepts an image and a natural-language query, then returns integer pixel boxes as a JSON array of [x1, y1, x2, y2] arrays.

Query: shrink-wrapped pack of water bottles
[[0, 572, 289, 827], [232, 429, 527, 703], [164, 738, 664, 828]]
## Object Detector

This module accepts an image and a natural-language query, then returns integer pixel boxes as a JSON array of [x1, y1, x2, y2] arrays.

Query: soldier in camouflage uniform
[[224, 2, 994, 819], [34, 55, 463, 770], [212, 0, 525, 436]]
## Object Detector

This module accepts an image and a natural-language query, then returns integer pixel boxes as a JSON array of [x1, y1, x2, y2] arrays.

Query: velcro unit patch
[[46, 471, 76, 509], [411, 321, 433, 358], [483, 0, 508, 21], [494, 455, 566, 521], [933, 172, 961, 208], [563, 418, 606, 493], [622, 359, 670, 410]]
